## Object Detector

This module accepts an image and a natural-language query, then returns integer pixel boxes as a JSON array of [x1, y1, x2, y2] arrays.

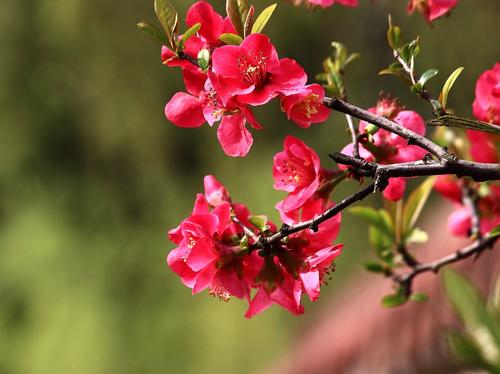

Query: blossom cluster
[[168, 146, 342, 317], [435, 63, 500, 237], [164, 1, 329, 157], [154, 0, 498, 316], [340, 97, 427, 201]]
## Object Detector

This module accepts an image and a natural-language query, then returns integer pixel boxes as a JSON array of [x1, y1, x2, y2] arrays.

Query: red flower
[[307, 0, 358, 8], [273, 136, 324, 213], [466, 130, 498, 164], [473, 63, 500, 125], [407, 0, 459, 22], [211, 33, 307, 106], [165, 77, 262, 157], [280, 84, 330, 128]]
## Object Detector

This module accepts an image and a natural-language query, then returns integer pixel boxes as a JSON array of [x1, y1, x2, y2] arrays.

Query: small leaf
[[427, 115, 500, 136], [344, 52, 361, 67], [387, 25, 401, 50], [249, 215, 268, 231], [410, 292, 429, 303], [440, 67, 464, 109], [251, 3, 277, 34], [137, 21, 170, 45], [381, 293, 407, 308], [349, 206, 394, 238], [154, 0, 178, 47], [406, 228, 429, 244], [488, 225, 500, 238], [219, 32, 243, 45], [331, 42, 348, 69], [402, 176, 436, 235], [364, 262, 385, 273], [180, 23, 201, 44], [197, 48, 210, 70], [418, 68, 438, 87], [369, 226, 394, 261], [226, 0, 249, 37], [243, 5, 254, 38]]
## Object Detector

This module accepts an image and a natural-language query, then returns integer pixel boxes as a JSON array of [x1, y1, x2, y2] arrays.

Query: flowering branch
[[323, 97, 448, 159], [329, 152, 500, 182], [255, 182, 376, 249], [389, 234, 499, 297]]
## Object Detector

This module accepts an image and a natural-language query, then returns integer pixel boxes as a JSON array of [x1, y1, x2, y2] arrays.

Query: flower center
[[237, 51, 268, 87], [280, 158, 314, 188], [298, 93, 320, 118]]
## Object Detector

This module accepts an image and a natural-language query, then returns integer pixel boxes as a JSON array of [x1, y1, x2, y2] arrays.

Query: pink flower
[[211, 33, 307, 106], [185, 1, 236, 47], [204, 175, 231, 206], [167, 199, 232, 294], [280, 84, 330, 128], [168, 177, 268, 302], [473, 63, 500, 125], [447, 205, 472, 237], [273, 136, 324, 213], [434, 175, 462, 203], [407, 0, 459, 22], [338, 143, 375, 172], [161, 1, 236, 67], [352, 98, 427, 200], [466, 130, 498, 164], [383, 177, 406, 201], [165, 77, 262, 157], [307, 0, 358, 8]]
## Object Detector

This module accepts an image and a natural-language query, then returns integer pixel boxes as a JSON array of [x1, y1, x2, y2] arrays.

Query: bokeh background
[[0, 0, 498, 373]]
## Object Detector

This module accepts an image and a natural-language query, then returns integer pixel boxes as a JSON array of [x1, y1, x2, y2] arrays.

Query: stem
[[345, 114, 360, 158], [255, 182, 376, 249]]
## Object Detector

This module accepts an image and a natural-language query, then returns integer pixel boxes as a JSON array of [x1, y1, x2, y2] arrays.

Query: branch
[[396, 235, 499, 295], [330, 152, 500, 182], [323, 97, 448, 159], [255, 182, 376, 249]]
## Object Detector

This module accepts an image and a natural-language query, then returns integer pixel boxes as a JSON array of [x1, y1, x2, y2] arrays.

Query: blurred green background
[[0, 0, 498, 373]]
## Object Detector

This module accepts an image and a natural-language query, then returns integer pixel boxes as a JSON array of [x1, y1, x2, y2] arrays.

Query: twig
[[329, 152, 500, 182], [399, 235, 499, 289], [255, 182, 376, 249], [345, 114, 360, 158], [462, 185, 482, 239]]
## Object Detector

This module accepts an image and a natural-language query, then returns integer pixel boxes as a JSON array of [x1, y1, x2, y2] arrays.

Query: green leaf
[[488, 225, 500, 238], [381, 293, 407, 308], [443, 269, 500, 346], [243, 5, 254, 38], [447, 332, 486, 367], [410, 292, 429, 303], [402, 176, 436, 235], [180, 23, 201, 44], [406, 227, 429, 244], [427, 115, 500, 136], [387, 25, 401, 50], [137, 21, 170, 45], [440, 67, 464, 109], [249, 215, 268, 231], [363, 262, 385, 273], [226, 0, 250, 37], [350, 206, 394, 239], [331, 42, 348, 69], [369, 226, 394, 261], [154, 0, 178, 48], [251, 3, 277, 34], [219, 32, 243, 45], [345, 52, 361, 67], [418, 68, 438, 87], [197, 48, 210, 70]]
